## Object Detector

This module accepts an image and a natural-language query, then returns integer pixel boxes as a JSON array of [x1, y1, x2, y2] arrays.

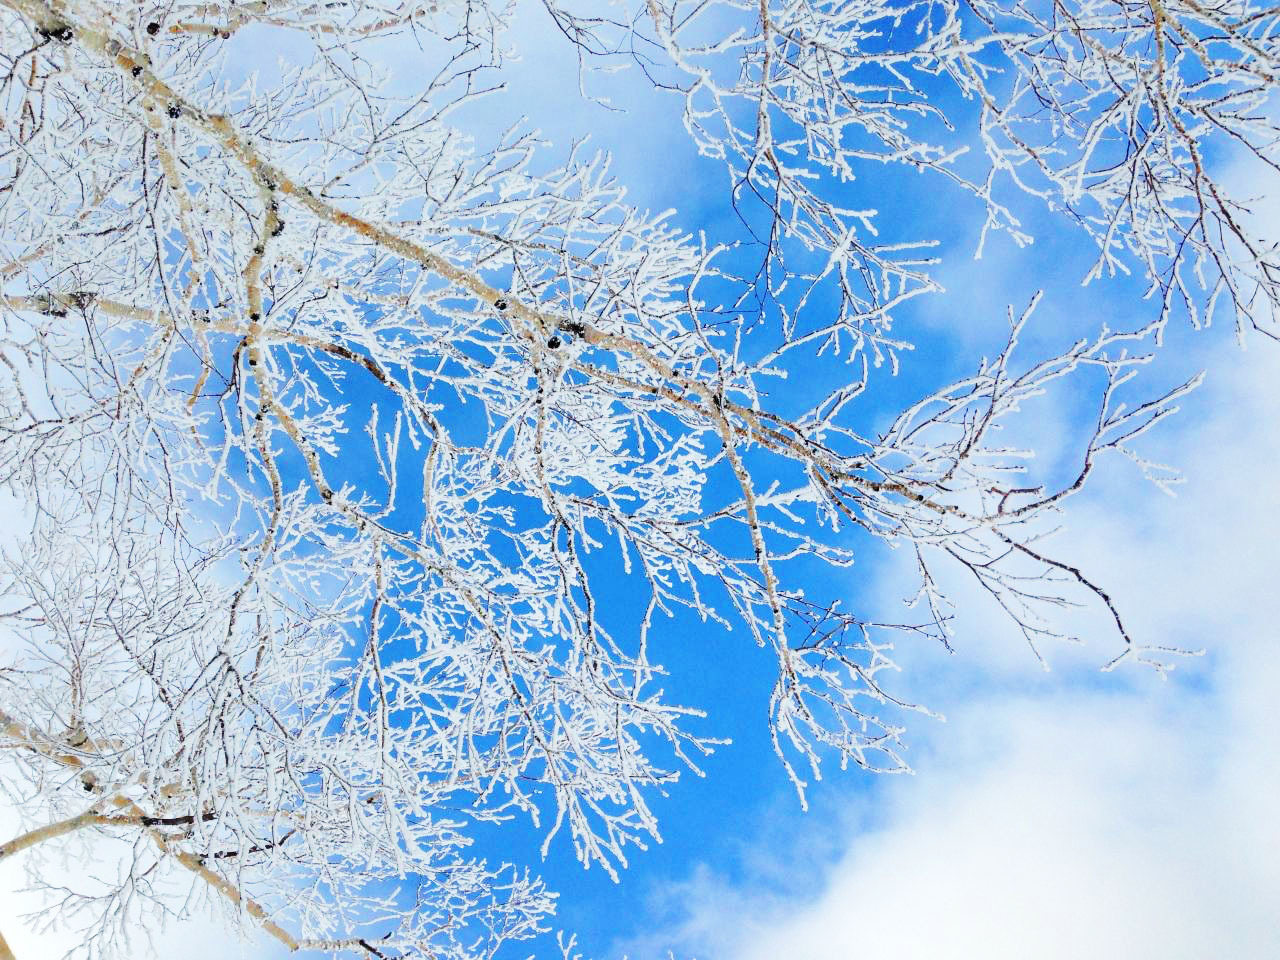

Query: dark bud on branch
[[167, 104, 181, 119], [145, 21, 161, 36], [494, 298, 508, 312], [547, 336, 562, 349]]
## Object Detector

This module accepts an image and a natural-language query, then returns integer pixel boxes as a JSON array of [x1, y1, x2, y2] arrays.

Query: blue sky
[[2, 5, 1278, 958]]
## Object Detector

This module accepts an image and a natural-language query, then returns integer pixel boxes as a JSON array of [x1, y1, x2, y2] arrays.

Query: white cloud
[[623, 341, 1280, 959]]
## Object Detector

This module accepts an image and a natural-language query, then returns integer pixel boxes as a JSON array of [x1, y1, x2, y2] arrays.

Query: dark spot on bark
[[146, 21, 161, 36], [547, 336, 562, 349], [37, 23, 73, 42], [494, 298, 508, 311], [131, 66, 143, 77], [167, 104, 180, 119]]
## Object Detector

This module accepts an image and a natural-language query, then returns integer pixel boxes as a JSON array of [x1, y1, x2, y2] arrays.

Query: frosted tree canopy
[[1, 1, 1275, 957]]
